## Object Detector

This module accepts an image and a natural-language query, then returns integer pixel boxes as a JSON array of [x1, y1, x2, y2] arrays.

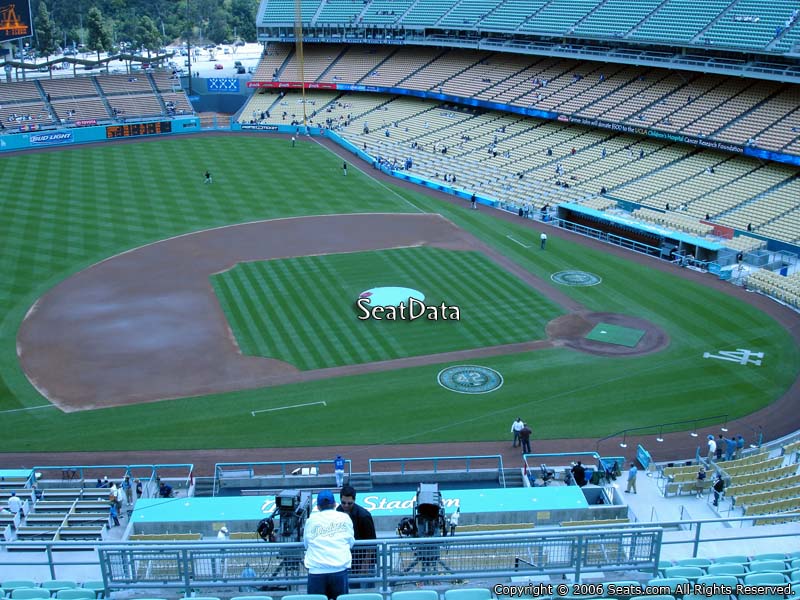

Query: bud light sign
[[29, 132, 74, 146]]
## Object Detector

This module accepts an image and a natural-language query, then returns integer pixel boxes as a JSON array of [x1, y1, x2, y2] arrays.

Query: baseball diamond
[[0, 135, 797, 461]]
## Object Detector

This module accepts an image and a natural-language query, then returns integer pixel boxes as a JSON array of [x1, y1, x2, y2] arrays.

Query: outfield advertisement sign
[[240, 124, 279, 131], [246, 81, 338, 89], [29, 131, 74, 146]]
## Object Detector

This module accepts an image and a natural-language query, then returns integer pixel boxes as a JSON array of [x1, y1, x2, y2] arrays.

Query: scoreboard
[[106, 121, 172, 138]]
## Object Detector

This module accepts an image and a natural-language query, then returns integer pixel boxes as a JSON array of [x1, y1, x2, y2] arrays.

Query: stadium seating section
[[258, 0, 800, 54], [1, 72, 192, 128]]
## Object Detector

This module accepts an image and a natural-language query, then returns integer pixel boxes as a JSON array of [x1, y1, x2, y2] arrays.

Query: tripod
[[402, 542, 453, 575]]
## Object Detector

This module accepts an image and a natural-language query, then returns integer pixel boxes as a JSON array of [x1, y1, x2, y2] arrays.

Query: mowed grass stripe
[[224, 266, 275, 356], [313, 257, 394, 365], [284, 255, 355, 367], [269, 259, 336, 369], [248, 261, 316, 367], [241, 264, 304, 365]]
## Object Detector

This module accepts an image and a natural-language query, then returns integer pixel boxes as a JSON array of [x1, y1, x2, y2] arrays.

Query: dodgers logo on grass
[[437, 365, 503, 394], [551, 270, 602, 286]]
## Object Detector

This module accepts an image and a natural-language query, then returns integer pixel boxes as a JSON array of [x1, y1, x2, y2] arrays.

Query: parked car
[[214, 63, 224, 70]]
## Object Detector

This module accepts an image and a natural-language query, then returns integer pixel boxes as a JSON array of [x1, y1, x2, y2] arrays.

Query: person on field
[[519, 422, 532, 454], [511, 417, 525, 447]]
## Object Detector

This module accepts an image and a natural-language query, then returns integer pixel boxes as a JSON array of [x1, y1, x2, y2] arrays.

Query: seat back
[[444, 590, 492, 600], [646, 578, 689, 593], [707, 563, 746, 576], [56, 591, 96, 600], [744, 572, 787, 586], [42, 582, 78, 591], [339, 595, 383, 600], [12, 590, 53, 600], [3, 583, 37, 592], [391, 592, 439, 600], [748, 560, 787, 573], [664, 567, 705, 579]]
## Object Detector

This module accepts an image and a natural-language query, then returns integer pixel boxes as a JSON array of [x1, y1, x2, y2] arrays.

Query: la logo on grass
[[703, 349, 763, 366]]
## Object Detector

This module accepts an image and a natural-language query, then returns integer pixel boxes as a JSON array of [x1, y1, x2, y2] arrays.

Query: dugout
[[557, 203, 722, 264]]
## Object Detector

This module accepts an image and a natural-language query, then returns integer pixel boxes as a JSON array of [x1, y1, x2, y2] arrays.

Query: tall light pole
[[185, 0, 193, 95]]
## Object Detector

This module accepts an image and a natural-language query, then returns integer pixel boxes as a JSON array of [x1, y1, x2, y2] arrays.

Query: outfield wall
[[0, 117, 202, 152]]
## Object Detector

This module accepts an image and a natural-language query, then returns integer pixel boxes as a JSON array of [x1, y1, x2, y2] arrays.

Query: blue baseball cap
[[317, 490, 335, 509]]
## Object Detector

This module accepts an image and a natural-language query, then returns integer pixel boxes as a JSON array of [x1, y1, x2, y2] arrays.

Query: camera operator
[[337, 485, 376, 588], [571, 461, 587, 487], [304, 490, 354, 599]]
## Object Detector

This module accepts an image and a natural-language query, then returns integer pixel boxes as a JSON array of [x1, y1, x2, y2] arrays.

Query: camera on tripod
[[397, 483, 449, 538], [257, 489, 312, 543]]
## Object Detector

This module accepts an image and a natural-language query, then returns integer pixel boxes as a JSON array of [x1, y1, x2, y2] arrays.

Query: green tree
[[86, 6, 111, 60], [35, 1, 59, 63], [136, 15, 162, 56]]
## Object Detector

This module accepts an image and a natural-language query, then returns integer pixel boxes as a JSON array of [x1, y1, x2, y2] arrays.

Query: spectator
[[510, 417, 524, 447], [337, 486, 376, 587], [625, 462, 637, 493], [695, 466, 707, 498], [304, 490, 354, 599], [571, 461, 587, 487], [519, 422, 532, 454]]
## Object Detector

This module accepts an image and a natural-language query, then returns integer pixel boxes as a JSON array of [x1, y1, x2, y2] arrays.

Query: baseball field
[[0, 134, 797, 454]]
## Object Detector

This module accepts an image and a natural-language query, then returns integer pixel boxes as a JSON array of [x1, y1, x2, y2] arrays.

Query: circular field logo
[[551, 270, 602, 286], [437, 365, 503, 394], [359, 286, 425, 307]]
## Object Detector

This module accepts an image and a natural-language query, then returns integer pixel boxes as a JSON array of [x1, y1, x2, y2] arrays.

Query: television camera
[[397, 483, 454, 575], [256, 490, 311, 586], [257, 489, 311, 543]]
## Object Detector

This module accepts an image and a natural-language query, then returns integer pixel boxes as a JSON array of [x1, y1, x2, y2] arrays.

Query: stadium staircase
[[709, 87, 790, 138], [501, 467, 525, 487], [273, 49, 297, 81], [766, 19, 800, 51], [310, 1, 327, 26], [314, 46, 351, 82], [394, 49, 451, 88], [91, 77, 115, 119], [568, 0, 612, 35], [518, 0, 556, 32], [689, 0, 745, 45], [193, 476, 215, 497], [146, 73, 169, 114], [347, 472, 374, 491], [33, 80, 58, 125], [623, 0, 675, 39], [716, 175, 800, 223]]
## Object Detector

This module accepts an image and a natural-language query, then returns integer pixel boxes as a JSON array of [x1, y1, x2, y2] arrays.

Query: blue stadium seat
[[41, 582, 78, 594], [630, 595, 675, 600], [707, 563, 746, 576], [230, 597, 275, 600], [78, 582, 105, 599], [444, 590, 492, 600], [646, 578, 689, 594], [338, 594, 383, 600], [391, 591, 439, 600], [2, 584, 36, 593], [714, 555, 748, 564], [743, 572, 788, 586], [676, 558, 712, 569], [55, 591, 95, 600], [750, 553, 787, 562], [664, 567, 705, 581], [747, 560, 790, 575], [282, 596, 329, 600], [11, 591, 52, 600]]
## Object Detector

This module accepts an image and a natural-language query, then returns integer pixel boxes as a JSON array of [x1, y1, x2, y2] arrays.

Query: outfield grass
[[211, 247, 564, 369], [0, 135, 797, 452]]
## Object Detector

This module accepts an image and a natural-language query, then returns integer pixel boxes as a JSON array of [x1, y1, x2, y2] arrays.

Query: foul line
[[251, 401, 327, 416], [312, 137, 426, 214], [0, 404, 55, 415], [506, 235, 532, 248]]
